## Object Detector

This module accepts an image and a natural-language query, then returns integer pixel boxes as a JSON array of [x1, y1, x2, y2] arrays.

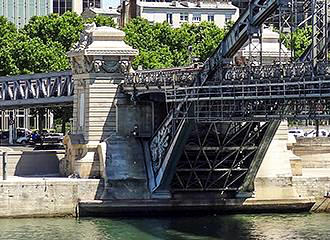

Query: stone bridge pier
[[63, 25, 146, 191]]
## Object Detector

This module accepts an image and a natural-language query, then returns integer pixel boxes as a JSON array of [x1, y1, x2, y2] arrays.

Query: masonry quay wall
[[0, 179, 102, 218]]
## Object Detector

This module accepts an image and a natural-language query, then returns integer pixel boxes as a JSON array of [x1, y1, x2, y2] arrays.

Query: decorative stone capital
[[68, 24, 138, 75]]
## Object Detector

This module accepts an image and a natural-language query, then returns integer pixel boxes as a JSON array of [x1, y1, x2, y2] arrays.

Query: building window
[[180, 13, 188, 22], [83, 0, 101, 10], [225, 15, 231, 23], [192, 14, 201, 22], [53, 0, 59, 13], [60, 0, 66, 15], [166, 13, 173, 24], [208, 15, 214, 22], [53, 0, 73, 14]]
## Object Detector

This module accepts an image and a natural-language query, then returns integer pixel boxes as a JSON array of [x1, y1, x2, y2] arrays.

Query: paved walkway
[[0, 146, 14, 152], [301, 168, 330, 177], [0, 176, 100, 183]]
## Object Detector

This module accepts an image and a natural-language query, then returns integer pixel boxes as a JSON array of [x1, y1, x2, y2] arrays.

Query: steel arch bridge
[[1, 0, 329, 198], [120, 0, 330, 198]]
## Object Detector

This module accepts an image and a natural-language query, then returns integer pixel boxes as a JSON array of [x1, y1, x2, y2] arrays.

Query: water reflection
[[0, 213, 329, 240]]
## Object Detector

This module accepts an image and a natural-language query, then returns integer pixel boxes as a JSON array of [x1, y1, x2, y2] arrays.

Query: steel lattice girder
[[0, 71, 73, 109]]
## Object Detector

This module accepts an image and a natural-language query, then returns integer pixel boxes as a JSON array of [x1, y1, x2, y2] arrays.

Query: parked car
[[288, 129, 305, 138], [0, 131, 9, 139], [42, 133, 64, 143], [17, 128, 31, 138], [16, 135, 30, 145], [304, 129, 329, 138], [16, 128, 32, 145]]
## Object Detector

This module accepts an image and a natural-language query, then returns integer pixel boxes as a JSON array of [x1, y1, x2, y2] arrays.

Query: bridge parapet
[[121, 66, 200, 95]]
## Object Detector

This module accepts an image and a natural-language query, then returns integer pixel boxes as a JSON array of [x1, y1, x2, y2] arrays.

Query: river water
[[0, 213, 329, 240]]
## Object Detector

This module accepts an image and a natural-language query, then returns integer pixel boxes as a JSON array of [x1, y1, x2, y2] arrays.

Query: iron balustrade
[[122, 66, 200, 93]]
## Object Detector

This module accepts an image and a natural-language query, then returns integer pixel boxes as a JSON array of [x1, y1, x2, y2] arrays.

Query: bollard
[[2, 152, 7, 180]]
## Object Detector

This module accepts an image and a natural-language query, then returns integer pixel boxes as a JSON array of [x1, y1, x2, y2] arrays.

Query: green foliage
[[0, 17, 70, 76], [0, 13, 116, 76], [84, 15, 116, 27], [22, 12, 116, 52], [282, 27, 312, 59], [11, 35, 69, 74], [124, 17, 226, 69], [21, 12, 84, 52]]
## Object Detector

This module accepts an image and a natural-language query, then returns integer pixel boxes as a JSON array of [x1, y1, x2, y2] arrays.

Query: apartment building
[[0, 0, 102, 28]]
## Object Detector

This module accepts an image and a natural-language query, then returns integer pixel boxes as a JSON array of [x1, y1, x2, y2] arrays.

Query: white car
[[16, 136, 30, 145], [304, 129, 329, 138], [288, 129, 305, 138]]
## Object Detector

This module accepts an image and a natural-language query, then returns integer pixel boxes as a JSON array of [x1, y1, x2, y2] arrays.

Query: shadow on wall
[[100, 86, 122, 143], [14, 151, 64, 176]]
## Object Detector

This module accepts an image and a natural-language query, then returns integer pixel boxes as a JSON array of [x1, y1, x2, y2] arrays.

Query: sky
[[103, 0, 120, 8]]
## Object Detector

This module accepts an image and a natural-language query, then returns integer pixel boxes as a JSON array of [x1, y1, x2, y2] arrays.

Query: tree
[[11, 35, 69, 74], [21, 12, 84, 52], [124, 18, 226, 69], [0, 17, 19, 75], [85, 15, 116, 27], [282, 27, 312, 59], [22, 12, 116, 52], [30, 108, 47, 132], [0, 17, 69, 76], [50, 106, 73, 134]]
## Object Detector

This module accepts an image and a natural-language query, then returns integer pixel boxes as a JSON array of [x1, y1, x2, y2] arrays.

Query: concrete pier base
[[78, 197, 315, 217], [255, 121, 301, 200]]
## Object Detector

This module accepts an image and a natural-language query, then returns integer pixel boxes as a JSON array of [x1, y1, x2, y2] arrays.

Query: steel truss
[[171, 121, 269, 193], [0, 71, 73, 109], [122, 0, 330, 195]]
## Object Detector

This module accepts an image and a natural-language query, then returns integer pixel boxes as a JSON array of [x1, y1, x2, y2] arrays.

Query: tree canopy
[[124, 17, 226, 69], [0, 13, 116, 76], [282, 27, 312, 59]]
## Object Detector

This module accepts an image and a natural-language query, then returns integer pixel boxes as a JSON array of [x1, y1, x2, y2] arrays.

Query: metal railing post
[[2, 152, 7, 180]]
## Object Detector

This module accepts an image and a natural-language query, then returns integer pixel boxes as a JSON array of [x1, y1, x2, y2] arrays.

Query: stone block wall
[[0, 179, 102, 217], [292, 176, 330, 199], [73, 74, 126, 144], [293, 139, 330, 168]]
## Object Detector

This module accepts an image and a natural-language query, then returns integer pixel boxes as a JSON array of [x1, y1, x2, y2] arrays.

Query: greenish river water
[[0, 213, 329, 240]]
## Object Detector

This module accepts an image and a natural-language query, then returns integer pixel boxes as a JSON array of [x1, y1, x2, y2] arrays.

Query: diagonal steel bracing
[[0, 71, 73, 109]]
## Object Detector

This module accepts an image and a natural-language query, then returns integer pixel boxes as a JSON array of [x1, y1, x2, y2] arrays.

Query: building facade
[[0, 0, 103, 28], [0, 109, 54, 131], [0, 0, 52, 28], [121, 0, 239, 28], [81, 7, 120, 25]]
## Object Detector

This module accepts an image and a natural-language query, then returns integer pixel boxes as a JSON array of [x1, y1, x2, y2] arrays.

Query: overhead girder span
[[0, 71, 74, 109], [139, 0, 288, 196]]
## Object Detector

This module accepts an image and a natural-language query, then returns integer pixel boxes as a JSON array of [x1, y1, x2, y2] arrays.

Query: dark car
[[0, 131, 9, 139]]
